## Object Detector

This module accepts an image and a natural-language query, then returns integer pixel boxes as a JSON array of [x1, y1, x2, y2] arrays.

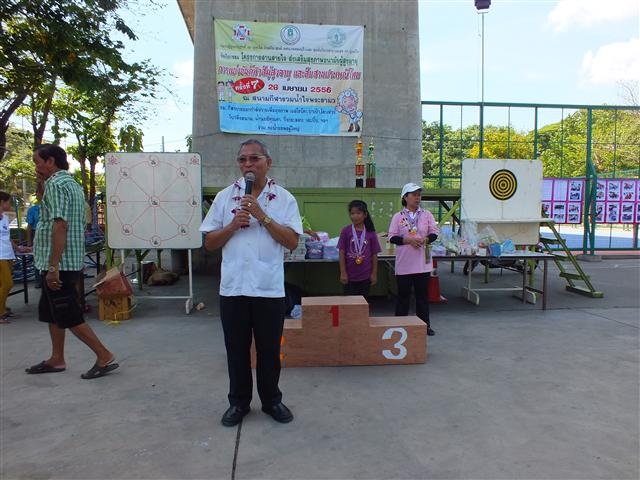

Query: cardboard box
[[98, 295, 131, 321]]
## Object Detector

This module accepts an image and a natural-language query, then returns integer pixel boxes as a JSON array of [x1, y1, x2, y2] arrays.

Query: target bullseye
[[489, 169, 517, 200]]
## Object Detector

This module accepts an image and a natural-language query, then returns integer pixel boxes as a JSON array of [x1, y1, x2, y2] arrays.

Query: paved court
[[1, 257, 638, 479]]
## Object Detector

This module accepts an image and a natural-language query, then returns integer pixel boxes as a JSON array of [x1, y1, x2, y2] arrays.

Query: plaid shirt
[[34, 170, 86, 271]]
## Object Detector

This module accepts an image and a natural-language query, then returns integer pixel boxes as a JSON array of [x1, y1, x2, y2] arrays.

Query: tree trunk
[[0, 126, 8, 161], [0, 94, 28, 155], [88, 155, 98, 210], [31, 79, 57, 147], [79, 159, 89, 200]]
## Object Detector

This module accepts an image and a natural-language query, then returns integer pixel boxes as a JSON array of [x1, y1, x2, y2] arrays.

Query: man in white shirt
[[200, 139, 302, 426]]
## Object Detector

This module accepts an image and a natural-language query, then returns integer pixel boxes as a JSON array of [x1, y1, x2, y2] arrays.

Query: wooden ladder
[[539, 222, 603, 298]]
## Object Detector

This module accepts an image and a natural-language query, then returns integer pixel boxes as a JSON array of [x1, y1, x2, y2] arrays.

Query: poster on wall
[[606, 180, 621, 201], [567, 203, 581, 224], [595, 180, 606, 201], [552, 179, 568, 201], [595, 202, 605, 222], [606, 202, 619, 223], [620, 203, 635, 223], [542, 180, 553, 203], [542, 177, 639, 224], [622, 179, 636, 201], [569, 179, 583, 201], [603, 179, 639, 224], [214, 19, 364, 136], [542, 178, 583, 224], [552, 203, 567, 223]]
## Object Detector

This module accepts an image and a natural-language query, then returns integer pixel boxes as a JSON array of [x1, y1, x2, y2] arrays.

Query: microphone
[[244, 172, 255, 195]]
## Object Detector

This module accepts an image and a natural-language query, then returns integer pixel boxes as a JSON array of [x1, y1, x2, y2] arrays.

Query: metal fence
[[421, 101, 640, 252]]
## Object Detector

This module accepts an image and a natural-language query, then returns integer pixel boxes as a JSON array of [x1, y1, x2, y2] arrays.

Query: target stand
[[461, 158, 547, 245], [458, 159, 548, 306]]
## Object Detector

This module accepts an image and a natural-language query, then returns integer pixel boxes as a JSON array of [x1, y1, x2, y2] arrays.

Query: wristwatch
[[262, 216, 273, 225], [48, 265, 58, 273]]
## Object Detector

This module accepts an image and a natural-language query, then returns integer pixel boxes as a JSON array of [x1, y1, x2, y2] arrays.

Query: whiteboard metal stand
[[121, 249, 195, 314], [105, 152, 204, 316]]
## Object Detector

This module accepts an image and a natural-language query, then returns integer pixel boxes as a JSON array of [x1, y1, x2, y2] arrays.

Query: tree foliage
[[0, 126, 35, 198], [51, 51, 159, 208], [468, 126, 533, 160], [1, 0, 164, 211], [0, 0, 146, 150], [118, 125, 144, 152], [422, 121, 476, 183]]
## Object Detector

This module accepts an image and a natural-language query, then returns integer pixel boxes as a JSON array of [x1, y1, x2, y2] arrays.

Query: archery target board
[[105, 152, 203, 249], [461, 159, 543, 244]]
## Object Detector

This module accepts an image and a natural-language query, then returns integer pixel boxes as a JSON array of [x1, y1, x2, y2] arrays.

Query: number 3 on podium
[[382, 327, 408, 360]]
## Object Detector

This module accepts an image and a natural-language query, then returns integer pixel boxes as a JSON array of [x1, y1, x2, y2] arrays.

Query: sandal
[[25, 361, 66, 374], [81, 362, 119, 380]]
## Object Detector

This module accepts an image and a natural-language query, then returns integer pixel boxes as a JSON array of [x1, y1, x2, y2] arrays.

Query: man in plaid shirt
[[25, 144, 119, 380]]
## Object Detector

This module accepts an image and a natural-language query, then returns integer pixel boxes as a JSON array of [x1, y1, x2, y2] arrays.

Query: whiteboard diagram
[[105, 152, 203, 249]]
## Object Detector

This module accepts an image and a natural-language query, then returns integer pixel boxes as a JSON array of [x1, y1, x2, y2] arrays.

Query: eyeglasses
[[236, 154, 266, 164]]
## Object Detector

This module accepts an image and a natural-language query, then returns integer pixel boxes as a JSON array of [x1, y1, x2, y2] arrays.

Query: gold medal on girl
[[351, 224, 366, 266]]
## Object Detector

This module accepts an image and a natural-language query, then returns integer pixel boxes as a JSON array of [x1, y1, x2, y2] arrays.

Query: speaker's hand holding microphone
[[239, 172, 264, 223], [229, 172, 254, 230]]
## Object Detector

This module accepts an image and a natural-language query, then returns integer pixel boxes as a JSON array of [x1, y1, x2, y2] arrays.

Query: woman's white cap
[[401, 182, 422, 198]]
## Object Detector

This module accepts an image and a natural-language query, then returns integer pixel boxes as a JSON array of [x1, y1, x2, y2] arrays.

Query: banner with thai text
[[214, 19, 364, 136]]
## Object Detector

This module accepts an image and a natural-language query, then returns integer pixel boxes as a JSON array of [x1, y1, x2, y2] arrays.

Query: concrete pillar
[[183, 0, 422, 189]]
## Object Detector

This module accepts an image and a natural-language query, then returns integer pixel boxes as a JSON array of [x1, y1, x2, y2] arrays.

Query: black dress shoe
[[427, 327, 436, 336], [221, 405, 250, 427], [261, 402, 293, 423]]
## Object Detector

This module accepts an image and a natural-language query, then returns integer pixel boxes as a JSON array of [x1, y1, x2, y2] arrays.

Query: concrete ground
[[1, 257, 638, 479]]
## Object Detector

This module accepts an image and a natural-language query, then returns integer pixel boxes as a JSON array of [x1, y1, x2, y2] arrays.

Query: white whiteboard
[[105, 152, 203, 249]]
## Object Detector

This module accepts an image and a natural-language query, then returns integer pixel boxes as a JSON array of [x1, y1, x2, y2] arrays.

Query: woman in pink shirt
[[388, 183, 439, 336]]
